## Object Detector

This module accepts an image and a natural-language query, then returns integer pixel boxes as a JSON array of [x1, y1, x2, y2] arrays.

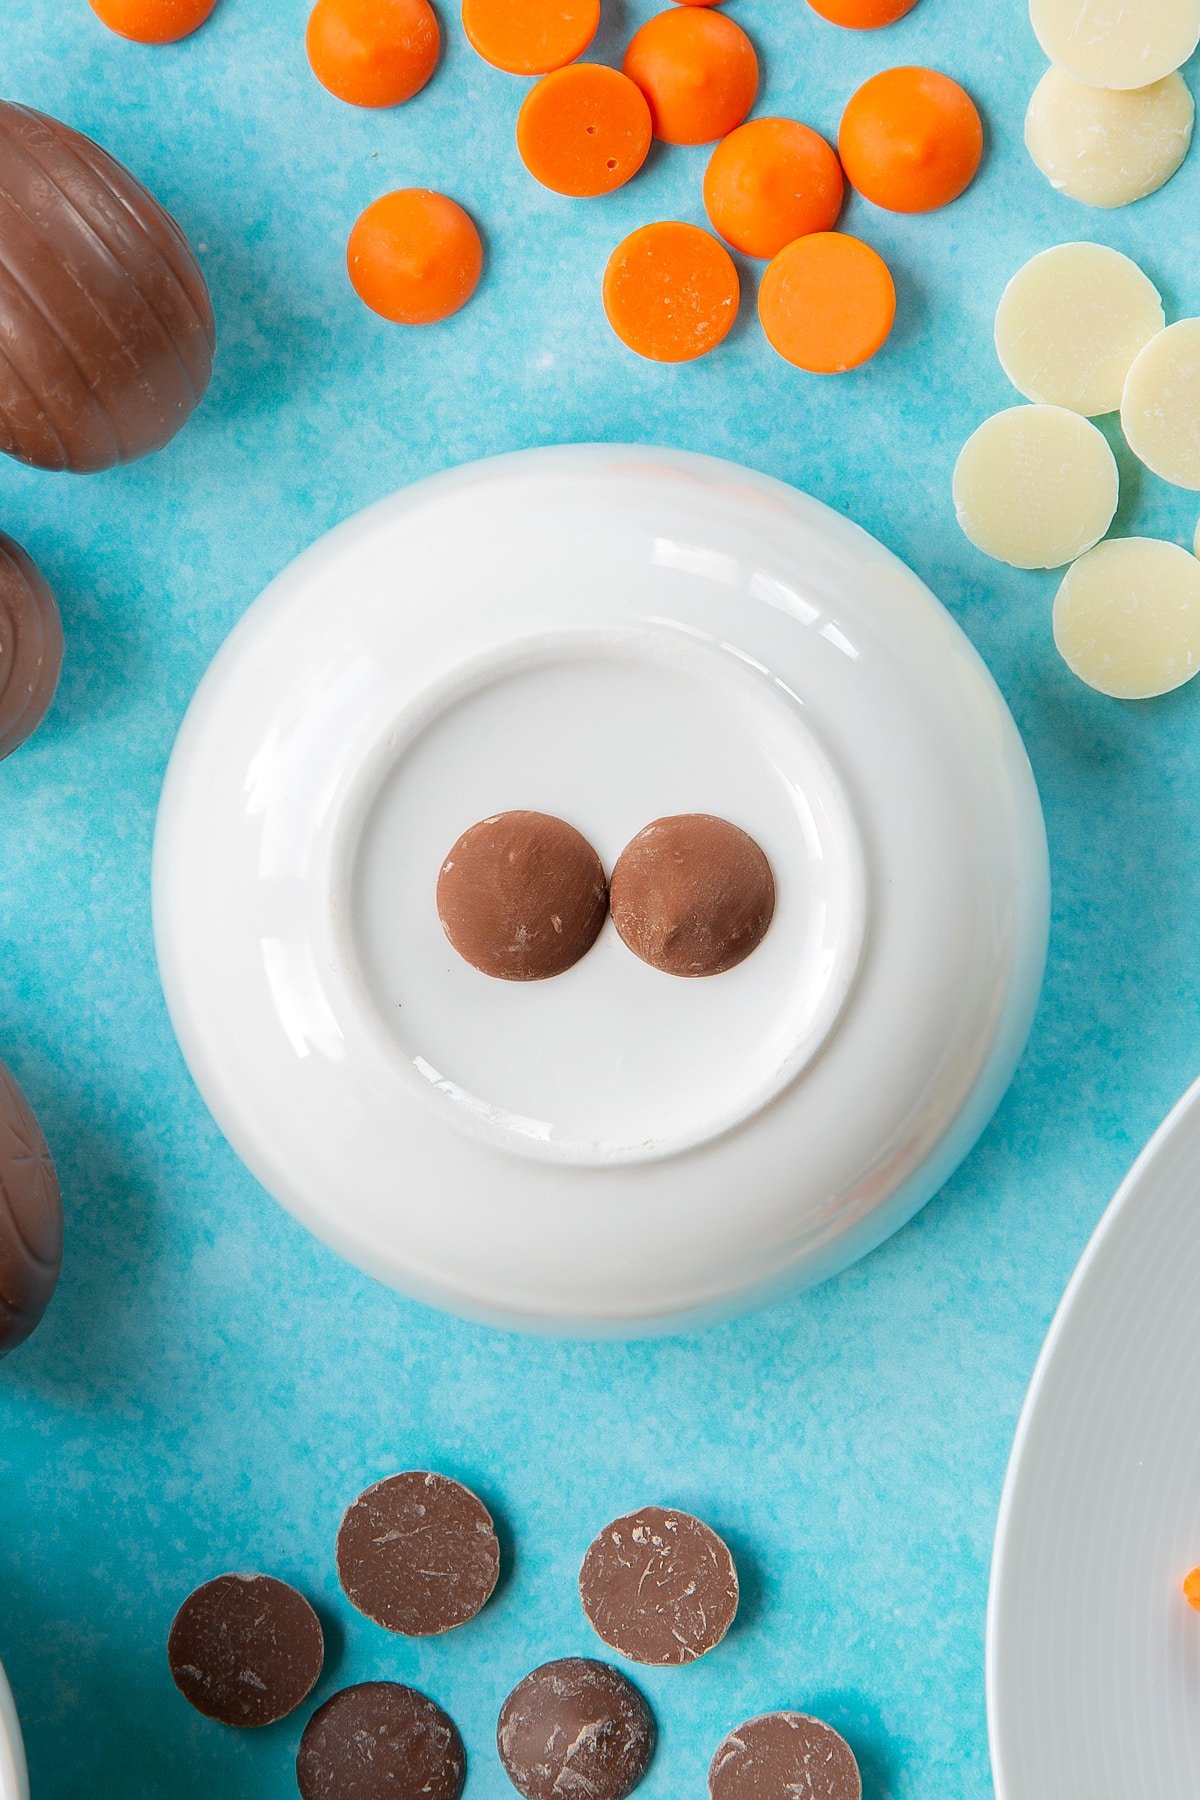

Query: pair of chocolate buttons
[[437, 810, 776, 981]]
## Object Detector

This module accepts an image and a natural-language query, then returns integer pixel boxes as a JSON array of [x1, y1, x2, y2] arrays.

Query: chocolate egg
[[0, 102, 215, 473], [0, 1061, 62, 1354], [0, 533, 63, 759]]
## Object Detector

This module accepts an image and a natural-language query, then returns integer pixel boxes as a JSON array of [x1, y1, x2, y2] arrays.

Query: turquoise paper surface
[[4, 1, 1200, 1792]]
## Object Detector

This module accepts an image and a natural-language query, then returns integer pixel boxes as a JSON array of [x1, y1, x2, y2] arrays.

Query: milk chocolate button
[[0, 1061, 63, 1356], [609, 815, 775, 977], [580, 1506, 739, 1666], [497, 1658, 655, 1800], [0, 102, 215, 473], [297, 1683, 466, 1800], [437, 811, 608, 981], [0, 534, 63, 761], [708, 1712, 862, 1800], [167, 1574, 324, 1728], [336, 1471, 500, 1635]]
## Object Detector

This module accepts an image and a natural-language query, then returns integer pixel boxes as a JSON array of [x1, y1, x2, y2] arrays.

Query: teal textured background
[[3, 0, 1200, 1793]]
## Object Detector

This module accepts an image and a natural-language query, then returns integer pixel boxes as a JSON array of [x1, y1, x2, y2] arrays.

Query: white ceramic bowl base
[[0, 1663, 28, 1800], [989, 1076, 1200, 1799], [154, 446, 1049, 1334]]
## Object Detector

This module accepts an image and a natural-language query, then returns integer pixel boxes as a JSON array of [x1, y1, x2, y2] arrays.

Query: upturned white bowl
[[154, 446, 1049, 1335]]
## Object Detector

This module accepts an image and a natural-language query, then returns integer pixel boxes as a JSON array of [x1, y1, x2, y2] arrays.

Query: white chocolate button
[[1025, 66, 1194, 208], [1053, 536, 1200, 696], [1121, 318, 1200, 489], [994, 243, 1164, 417], [953, 405, 1119, 569], [1029, 0, 1200, 90]]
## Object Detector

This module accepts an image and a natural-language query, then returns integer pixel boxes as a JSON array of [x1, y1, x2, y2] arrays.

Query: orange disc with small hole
[[87, 0, 217, 41], [808, 0, 919, 25], [348, 189, 483, 324], [518, 65, 652, 197], [604, 221, 739, 363], [306, 0, 440, 107], [704, 117, 844, 258], [623, 8, 758, 146], [839, 65, 983, 213], [462, 0, 600, 74], [758, 231, 895, 373]]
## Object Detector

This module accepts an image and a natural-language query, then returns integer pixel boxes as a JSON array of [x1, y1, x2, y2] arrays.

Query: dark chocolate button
[[580, 1506, 738, 1665], [0, 102, 214, 473], [336, 1471, 500, 1635], [0, 1061, 62, 1356], [167, 1573, 324, 1728], [297, 1683, 466, 1800], [437, 811, 608, 981], [497, 1657, 655, 1800], [609, 815, 775, 977], [0, 534, 63, 761], [708, 1712, 862, 1800]]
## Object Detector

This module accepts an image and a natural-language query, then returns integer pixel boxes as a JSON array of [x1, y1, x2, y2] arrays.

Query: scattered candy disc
[[336, 1471, 501, 1634], [703, 117, 844, 259], [623, 8, 759, 146], [609, 816, 775, 977], [517, 65, 652, 197], [437, 812, 608, 981], [839, 65, 983, 213], [1185, 1567, 1200, 1611], [580, 1506, 739, 1663], [87, 0, 218, 41], [709, 1713, 862, 1800], [497, 1659, 655, 1800], [347, 189, 482, 325], [167, 1574, 324, 1728], [1053, 537, 1200, 699], [1120, 318, 1200, 490], [462, 0, 599, 75], [306, 0, 440, 108], [1025, 67, 1194, 209], [808, 0, 918, 20], [603, 222, 739, 363], [1029, 0, 1200, 92], [953, 405, 1118, 570], [298, 1683, 466, 1800], [994, 243, 1164, 418], [758, 232, 895, 374]]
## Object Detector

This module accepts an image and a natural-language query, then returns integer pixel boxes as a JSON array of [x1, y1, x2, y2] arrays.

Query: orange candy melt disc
[[462, 0, 600, 75], [1184, 1569, 1200, 1612], [758, 231, 895, 373], [839, 65, 984, 213], [808, 0, 920, 25], [347, 189, 483, 324], [623, 8, 759, 146], [306, 0, 440, 107], [704, 117, 844, 259], [518, 65, 652, 197], [87, 0, 218, 41], [604, 221, 739, 363]]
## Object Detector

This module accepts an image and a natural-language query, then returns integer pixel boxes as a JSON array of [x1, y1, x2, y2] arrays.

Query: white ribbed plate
[[989, 1077, 1200, 1799]]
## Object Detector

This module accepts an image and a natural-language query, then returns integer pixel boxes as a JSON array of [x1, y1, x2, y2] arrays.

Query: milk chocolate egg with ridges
[[0, 1062, 62, 1354], [0, 103, 215, 473], [0, 534, 63, 759]]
